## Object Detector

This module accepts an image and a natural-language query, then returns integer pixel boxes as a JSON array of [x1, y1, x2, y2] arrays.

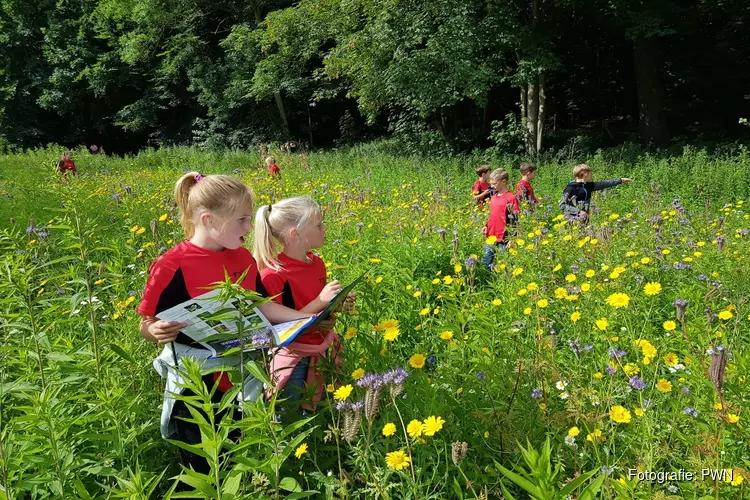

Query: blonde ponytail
[[252, 196, 322, 272], [253, 205, 280, 272], [173, 172, 254, 239]]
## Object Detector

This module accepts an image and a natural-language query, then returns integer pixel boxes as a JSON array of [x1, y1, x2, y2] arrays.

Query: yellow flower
[[422, 416, 445, 436], [580, 283, 591, 292], [609, 405, 632, 424], [606, 293, 630, 308], [585, 269, 595, 278], [385, 450, 410, 470], [420, 307, 430, 316], [492, 298, 502, 306], [586, 428, 605, 442], [553, 264, 562, 272], [369, 258, 382, 264], [136, 227, 146, 235], [663, 320, 676, 331], [527, 282, 538, 291], [431, 278, 440, 284], [593, 372, 603, 379], [384, 327, 400, 342], [333, 384, 353, 401], [158, 213, 168, 222], [454, 264, 462, 274], [512, 267, 524, 277], [326, 384, 335, 393], [485, 235, 498, 245], [635, 408, 645, 417], [375, 276, 383, 283], [382, 423, 397, 437], [718, 310, 733, 320], [640, 257, 651, 265], [294, 443, 308, 459], [413, 291, 422, 298], [439, 331, 454, 340], [643, 282, 662, 295], [623, 363, 640, 376], [407, 420, 423, 438], [517, 288, 528, 296], [523, 307, 532, 316], [570, 311, 581, 323], [554, 287, 568, 299], [568, 426, 580, 437], [565, 273, 577, 282], [663, 353, 679, 366], [727, 413, 740, 424], [409, 353, 426, 369], [714, 402, 724, 410], [537, 299, 549, 308], [352, 368, 365, 380], [656, 379, 672, 393], [344, 327, 358, 340], [595, 317, 609, 331], [443, 275, 453, 285]]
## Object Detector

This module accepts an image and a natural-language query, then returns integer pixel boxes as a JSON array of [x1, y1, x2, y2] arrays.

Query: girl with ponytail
[[253, 195, 353, 419]]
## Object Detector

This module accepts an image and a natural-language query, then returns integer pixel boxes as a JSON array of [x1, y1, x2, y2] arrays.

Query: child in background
[[56, 151, 77, 176], [559, 163, 632, 222], [471, 165, 492, 206], [266, 156, 281, 177], [515, 162, 538, 208], [482, 169, 519, 270], [254, 196, 353, 417], [137, 173, 325, 476]]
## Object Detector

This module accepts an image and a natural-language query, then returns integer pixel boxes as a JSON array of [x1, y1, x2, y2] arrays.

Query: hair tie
[[194, 174, 205, 183]]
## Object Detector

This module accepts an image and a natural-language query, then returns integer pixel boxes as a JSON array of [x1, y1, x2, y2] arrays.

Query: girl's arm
[[139, 316, 187, 344], [298, 280, 343, 314], [257, 301, 313, 324]]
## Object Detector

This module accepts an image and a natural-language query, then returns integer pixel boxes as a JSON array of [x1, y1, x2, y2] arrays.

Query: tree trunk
[[536, 73, 545, 153], [633, 36, 669, 145]]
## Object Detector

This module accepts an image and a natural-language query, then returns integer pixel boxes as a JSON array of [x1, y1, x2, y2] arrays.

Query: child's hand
[[148, 320, 188, 344], [621, 178, 633, 184], [318, 280, 342, 303], [343, 292, 356, 312], [317, 312, 337, 331], [480, 226, 487, 236]]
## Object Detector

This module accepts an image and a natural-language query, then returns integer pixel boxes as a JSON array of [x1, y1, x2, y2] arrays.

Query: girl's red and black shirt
[[137, 241, 267, 347]]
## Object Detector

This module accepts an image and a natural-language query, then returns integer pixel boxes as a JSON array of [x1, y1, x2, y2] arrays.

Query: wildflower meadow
[[1, 146, 749, 499]]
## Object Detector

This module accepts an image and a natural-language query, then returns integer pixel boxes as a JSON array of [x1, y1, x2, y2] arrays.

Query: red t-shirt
[[59, 158, 77, 174], [261, 253, 327, 345], [485, 191, 520, 242], [269, 164, 280, 176], [516, 179, 537, 204]]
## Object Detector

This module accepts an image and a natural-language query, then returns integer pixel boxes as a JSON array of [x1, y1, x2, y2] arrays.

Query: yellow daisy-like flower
[[663, 320, 676, 331], [517, 288, 528, 296], [512, 267, 524, 277], [595, 317, 609, 331], [643, 282, 662, 296], [407, 420, 423, 438], [439, 331, 453, 340], [485, 235, 498, 245], [580, 283, 591, 292], [409, 353, 426, 369], [158, 213, 168, 222], [333, 384, 353, 401], [384, 327, 400, 342], [663, 353, 679, 366], [640, 257, 651, 265], [454, 264, 462, 274], [568, 426, 580, 437], [565, 273, 577, 282], [606, 292, 630, 308], [382, 423, 397, 437], [634, 408, 645, 417], [344, 327, 358, 340], [351, 368, 365, 380], [656, 379, 672, 393], [492, 298, 502, 306], [524, 307, 532, 316], [593, 372, 603, 379], [585, 269, 595, 278], [413, 290, 422, 298], [422, 416, 446, 436], [552, 264, 562, 272], [727, 413, 740, 424], [294, 443, 308, 459], [609, 405, 632, 424], [718, 310, 733, 320], [537, 299, 549, 308], [570, 311, 581, 323], [385, 450, 411, 471], [527, 282, 538, 291], [554, 287, 568, 299], [419, 307, 430, 316], [623, 363, 640, 376], [586, 428, 605, 442]]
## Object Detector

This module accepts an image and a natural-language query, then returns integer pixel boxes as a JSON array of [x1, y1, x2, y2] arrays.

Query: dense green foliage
[[1, 0, 749, 154], [1, 148, 750, 498]]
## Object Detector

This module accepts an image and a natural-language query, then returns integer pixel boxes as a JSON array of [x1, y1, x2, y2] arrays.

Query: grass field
[[1, 146, 749, 499]]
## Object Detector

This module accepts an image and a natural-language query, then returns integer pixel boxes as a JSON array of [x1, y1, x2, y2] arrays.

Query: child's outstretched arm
[[299, 280, 342, 314], [257, 301, 315, 324], [592, 178, 631, 192]]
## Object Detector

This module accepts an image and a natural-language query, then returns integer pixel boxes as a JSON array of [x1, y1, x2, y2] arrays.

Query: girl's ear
[[286, 226, 299, 243], [198, 211, 212, 228]]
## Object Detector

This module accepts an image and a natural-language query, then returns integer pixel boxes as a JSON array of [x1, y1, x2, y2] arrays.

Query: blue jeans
[[279, 357, 310, 411], [482, 243, 506, 269]]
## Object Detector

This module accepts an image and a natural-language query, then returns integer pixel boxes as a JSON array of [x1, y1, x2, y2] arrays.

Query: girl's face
[[204, 203, 254, 250], [296, 212, 326, 251], [490, 178, 507, 192]]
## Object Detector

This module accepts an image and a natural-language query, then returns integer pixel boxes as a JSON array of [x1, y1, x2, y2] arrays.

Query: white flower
[[559, 391, 569, 400], [556, 380, 568, 391], [564, 435, 576, 446]]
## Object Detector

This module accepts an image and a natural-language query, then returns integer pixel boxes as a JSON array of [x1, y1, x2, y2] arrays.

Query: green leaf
[[244, 360, 271, 386], [285, 492, 320, 499], [558, 468, 598, 496], [165, 439, 211, 460], [498, 480, 518, 500], [494, 461, 542, 498], [175, 471, 217, 498], [452, 478, 465, 500], [279, 476, 302, 492], [108, 343, 134, 363], [578, 474, 606, 500]]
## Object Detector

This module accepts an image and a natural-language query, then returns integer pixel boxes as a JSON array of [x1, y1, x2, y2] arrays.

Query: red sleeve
[[511, 196, 520, 213], [472, 180, 481, 193], [260, 269, 287, 304], [136, 258, 179, 317]]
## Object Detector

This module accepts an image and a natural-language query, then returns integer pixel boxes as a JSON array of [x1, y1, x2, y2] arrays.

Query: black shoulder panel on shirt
[[281, 281, 296, 309], [255, 273, 268, 297], [153, 267, 198, 347]]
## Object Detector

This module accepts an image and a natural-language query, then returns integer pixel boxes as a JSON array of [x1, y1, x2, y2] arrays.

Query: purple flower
[[382, 367, 408, 386], [350, 400, 364, 411], [55, 289, 66, 295], [608, 348, 627, 360], [531, 388, 543, 399], [251, 331, 271, 346], [643, 399, 653, 408], [356, 372, 386, 390], [427, 356, 436, 364], [476, 371, 486, 380], [683, 407, 698, 417], [464, 256, 478, 268], [334, 401, 350, 412], [606, 366, 617, 375], [629, 376, 646, 391], [673, 299, 688, 307], [583, 344, 594, 352], [681, 386, 691, 395]]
